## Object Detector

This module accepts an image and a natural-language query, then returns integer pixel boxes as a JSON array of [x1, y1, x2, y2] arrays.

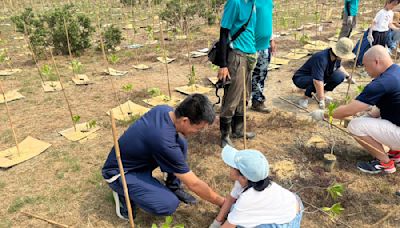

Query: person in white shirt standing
[[209, 146, 303, 228], [367, 0, 400, 47]]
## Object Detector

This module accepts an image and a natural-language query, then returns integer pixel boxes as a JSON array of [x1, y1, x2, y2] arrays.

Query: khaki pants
[[221, 49, 255, 118]]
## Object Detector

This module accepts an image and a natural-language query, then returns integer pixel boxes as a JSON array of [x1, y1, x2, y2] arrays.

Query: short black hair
[[238, 169, 272, 192], [175, 94, 216, 125]]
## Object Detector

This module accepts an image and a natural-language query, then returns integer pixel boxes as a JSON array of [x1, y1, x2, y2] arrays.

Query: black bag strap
[[230, 2, 255, 43]]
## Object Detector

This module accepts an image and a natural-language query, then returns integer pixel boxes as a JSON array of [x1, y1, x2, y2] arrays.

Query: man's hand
[[218, 67, 230, 83], [319, 100, 326, 109], [347, 16, 354, 25], [270, 39, 277, 56], [310, 109, 325, 121], [209, 219, 222, 228], [367, 33, 374, 46]]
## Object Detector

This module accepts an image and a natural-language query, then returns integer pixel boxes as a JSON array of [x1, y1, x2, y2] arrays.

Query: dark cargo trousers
[[221, 49, 256, 118]]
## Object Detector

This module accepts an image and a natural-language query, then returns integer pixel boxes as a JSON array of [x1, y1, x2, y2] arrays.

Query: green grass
[[7, 196, 44, 213], [0, 219, 12, 228]]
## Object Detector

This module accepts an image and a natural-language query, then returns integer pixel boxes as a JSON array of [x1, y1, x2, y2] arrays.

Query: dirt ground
[[1, 2, 400, 228]]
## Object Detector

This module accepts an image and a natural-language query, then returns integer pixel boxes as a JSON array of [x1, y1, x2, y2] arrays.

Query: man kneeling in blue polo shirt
[[292, 38, 354, 109], [102, 94, 225, 219], [310, 45, 400, 174]]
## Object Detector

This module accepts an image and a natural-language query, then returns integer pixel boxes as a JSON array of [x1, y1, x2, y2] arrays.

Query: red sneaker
[[388, 150, 400, 165]]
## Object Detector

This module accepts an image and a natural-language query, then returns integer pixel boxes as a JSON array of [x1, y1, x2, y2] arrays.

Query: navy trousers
[[293, 70, 345, 97], [109, 170, 181, 216]]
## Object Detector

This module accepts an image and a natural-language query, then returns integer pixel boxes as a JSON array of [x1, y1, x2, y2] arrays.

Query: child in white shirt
[[368, 0, 400, 46], [209, 146, 303, 228]]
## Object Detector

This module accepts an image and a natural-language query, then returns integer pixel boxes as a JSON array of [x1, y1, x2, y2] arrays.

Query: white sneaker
[[298, 98, 309, 108], [112, 191, 129, 220]]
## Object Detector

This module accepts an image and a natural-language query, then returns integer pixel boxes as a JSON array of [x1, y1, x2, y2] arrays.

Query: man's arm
[[313, 79, 325, 100], [333, 100, 370, 119], [175, 171, 225, 206]]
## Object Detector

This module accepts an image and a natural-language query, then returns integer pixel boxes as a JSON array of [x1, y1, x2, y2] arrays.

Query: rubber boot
[[231, 115, 256, 139], [220, 117, 234, 148]]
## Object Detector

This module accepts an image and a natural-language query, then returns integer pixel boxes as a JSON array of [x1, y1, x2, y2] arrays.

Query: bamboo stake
[[21, 211, 69, 228], [22, 23, 45, 84], [49, 47, 77, 132], [63, 16, 80, 83], [279, 96, 391, 158], [243, 67, 247, 149], [110, 111, 135, 228], [159, 21, 172, 98], [0, 80, 21, 156], [344, 31, 365, 102], [96, 15, 125, 119]]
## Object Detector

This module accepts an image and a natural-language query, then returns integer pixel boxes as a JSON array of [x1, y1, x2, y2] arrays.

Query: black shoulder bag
[[207, 3, 255, 67]]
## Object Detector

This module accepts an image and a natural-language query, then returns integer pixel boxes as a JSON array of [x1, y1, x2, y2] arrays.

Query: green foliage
[[11, 5, 95, 57], [108, 54, 120, 65], [122, 83, 133, 92], [146, 25, 154, 40], [86, 120, 97, 129], [71, 59, 83, 74], [327, 102, 338, 124], [187, 65, 197, 86], [327, 183, 344, 200], [103, 25, 122, 51], [299, 34, 310, 45], [11, 8, 48, 57], [41, 64, 57, 81], [72, 115, 81, 125], [148, 87, 162, 97], [356, 85, 365, 94], [322, 203, 344, 218], [152, 216, 184, 228]]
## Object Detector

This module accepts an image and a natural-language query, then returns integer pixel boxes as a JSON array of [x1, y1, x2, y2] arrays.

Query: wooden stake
[[344, 31, 365, 102], [96, 15, 125, 119], [159, 21, 172, 99], [0, 80, 21, 156], [63, 16, 77, 78], [49, 48, 77, 132], [110, 111, 135, 228], [21, 211, 69, 228], [242, 67, 247, 149], [22, 23, 45, 84]]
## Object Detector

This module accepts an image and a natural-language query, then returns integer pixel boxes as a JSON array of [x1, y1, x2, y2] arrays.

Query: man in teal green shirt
[[339, 0, 360, 38], [251, 0, 276, 113], [217, 0, 257, 147]]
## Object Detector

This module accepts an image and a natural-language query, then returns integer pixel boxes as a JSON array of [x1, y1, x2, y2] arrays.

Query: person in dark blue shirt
[[310, 45, 400, 174], [102, 94, 225, 219], [292, 38, 355, 109]]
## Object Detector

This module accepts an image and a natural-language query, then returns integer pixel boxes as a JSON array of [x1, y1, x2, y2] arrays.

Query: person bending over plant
[[310, 45, 400, 174], [209, 146, 303, 228]]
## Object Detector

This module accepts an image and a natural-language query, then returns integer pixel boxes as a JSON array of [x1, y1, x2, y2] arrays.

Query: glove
[[367, 33, 374, 46], [347, 16, 353, 25], [309, 109, 325, 121], [209, 219, 222, 228], [319, 99, 326, 109]]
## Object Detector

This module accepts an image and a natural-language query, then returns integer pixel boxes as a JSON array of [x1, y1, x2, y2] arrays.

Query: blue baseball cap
[[221, 145, 269, 182]]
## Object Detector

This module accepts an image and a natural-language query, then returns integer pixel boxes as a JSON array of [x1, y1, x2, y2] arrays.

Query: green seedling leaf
[[327, 102, 338, 124], [174, 225, 184, 228], [356, 85, 365, 95], [108, 54, 119, 65], [122, 83, 133, 92], [187, 65, 197, 86], [71, 59, 83, 74], [151, 224, 158, 228], [148, 87, 162, 97], [327, 183, 344, 200], [165, 216, 173, 225], [41, 64, 52, 77], [72, 115, 81, 124], [322, 203, 344, 218], [86, 120, 97, 129]]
